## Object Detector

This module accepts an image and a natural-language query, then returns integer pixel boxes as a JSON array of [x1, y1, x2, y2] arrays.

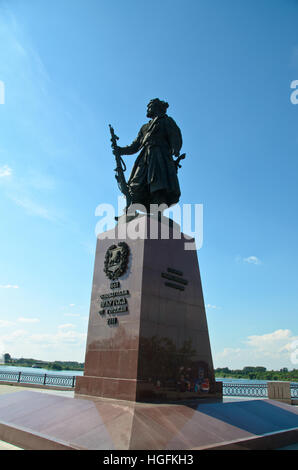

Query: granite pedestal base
[[75, 215, 220, 402], [0, 390, 297, 450]]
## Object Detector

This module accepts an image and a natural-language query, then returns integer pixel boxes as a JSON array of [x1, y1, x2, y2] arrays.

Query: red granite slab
[[0, 391, 297, 450]]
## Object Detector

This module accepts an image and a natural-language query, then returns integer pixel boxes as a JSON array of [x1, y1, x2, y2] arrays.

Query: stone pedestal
[[75, 215, 220, 402], [267, 381, 292, 405]]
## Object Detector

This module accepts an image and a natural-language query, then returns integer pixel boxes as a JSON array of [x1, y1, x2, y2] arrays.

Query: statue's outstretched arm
[[118, 129, 143, 156]]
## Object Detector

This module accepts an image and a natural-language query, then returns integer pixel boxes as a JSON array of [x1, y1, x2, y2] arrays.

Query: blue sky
[[0, 0, 298, 369]]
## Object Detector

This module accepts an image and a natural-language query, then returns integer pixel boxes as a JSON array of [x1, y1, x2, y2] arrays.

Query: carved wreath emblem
[[104, 242, 130, 280]]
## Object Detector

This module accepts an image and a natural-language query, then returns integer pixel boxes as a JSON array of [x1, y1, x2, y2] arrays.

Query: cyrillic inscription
[[100, 289, 129, 299], [98, 281, 129, 326], [162, 268, 188, 291]]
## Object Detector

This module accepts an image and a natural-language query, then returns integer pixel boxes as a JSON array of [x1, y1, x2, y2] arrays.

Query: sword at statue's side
[[174, 153, 186, 173], [109, 124, 132, 209]]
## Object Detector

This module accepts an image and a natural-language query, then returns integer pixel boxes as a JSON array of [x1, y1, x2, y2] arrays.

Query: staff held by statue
[[109, 124, 132, 209]]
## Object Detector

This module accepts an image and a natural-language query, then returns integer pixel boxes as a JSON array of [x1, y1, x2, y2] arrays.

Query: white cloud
[[243, 256, 262, 265], [2, 329, 28, 342], [0, 339, 6, 355], [0, 320, 16, 328], [216, 347, 242, 358], [17, 317, 40, 324], [245, 329, 293, 351], [10, 195, 56, 221], [0, 165, 58, 221], [0, 284, 19, 289], [0, 7, 51, 99], [0, 323, 86, 362], [1, 318, 40, 327], [58, 323, 76, 330], [206, 304, 220, 309], [214, 329, 298, 370], [0, 165, 12, 177], [28, 326, 86, 348]]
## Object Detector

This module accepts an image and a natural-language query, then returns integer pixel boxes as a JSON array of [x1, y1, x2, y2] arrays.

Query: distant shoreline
[[215, 370, 298, 383], [0, 362, 84, 372], [1, 363, 297, 383]]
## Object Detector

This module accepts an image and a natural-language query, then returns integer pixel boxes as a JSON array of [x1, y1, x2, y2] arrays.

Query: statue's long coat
[[121, 114, 182, 207]]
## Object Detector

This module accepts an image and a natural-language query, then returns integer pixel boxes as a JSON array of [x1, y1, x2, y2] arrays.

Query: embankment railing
[[0, 370, 76, 388]]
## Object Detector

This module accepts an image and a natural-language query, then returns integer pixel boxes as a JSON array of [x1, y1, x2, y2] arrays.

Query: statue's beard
[[147, 109, 160, 118]]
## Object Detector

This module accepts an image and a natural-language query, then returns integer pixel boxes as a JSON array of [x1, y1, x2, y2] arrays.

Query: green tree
[[4, 353, 11, 363]]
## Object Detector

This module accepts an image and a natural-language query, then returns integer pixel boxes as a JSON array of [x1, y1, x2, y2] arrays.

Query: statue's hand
[[112, 145, 123, 156]]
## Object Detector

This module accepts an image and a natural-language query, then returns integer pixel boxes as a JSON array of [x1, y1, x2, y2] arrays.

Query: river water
[[0, 365, 287, 384], [0, 365, 84, 376]]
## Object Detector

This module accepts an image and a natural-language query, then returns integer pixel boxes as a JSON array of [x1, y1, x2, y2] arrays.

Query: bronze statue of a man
[[112, 99, 183, 211]]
